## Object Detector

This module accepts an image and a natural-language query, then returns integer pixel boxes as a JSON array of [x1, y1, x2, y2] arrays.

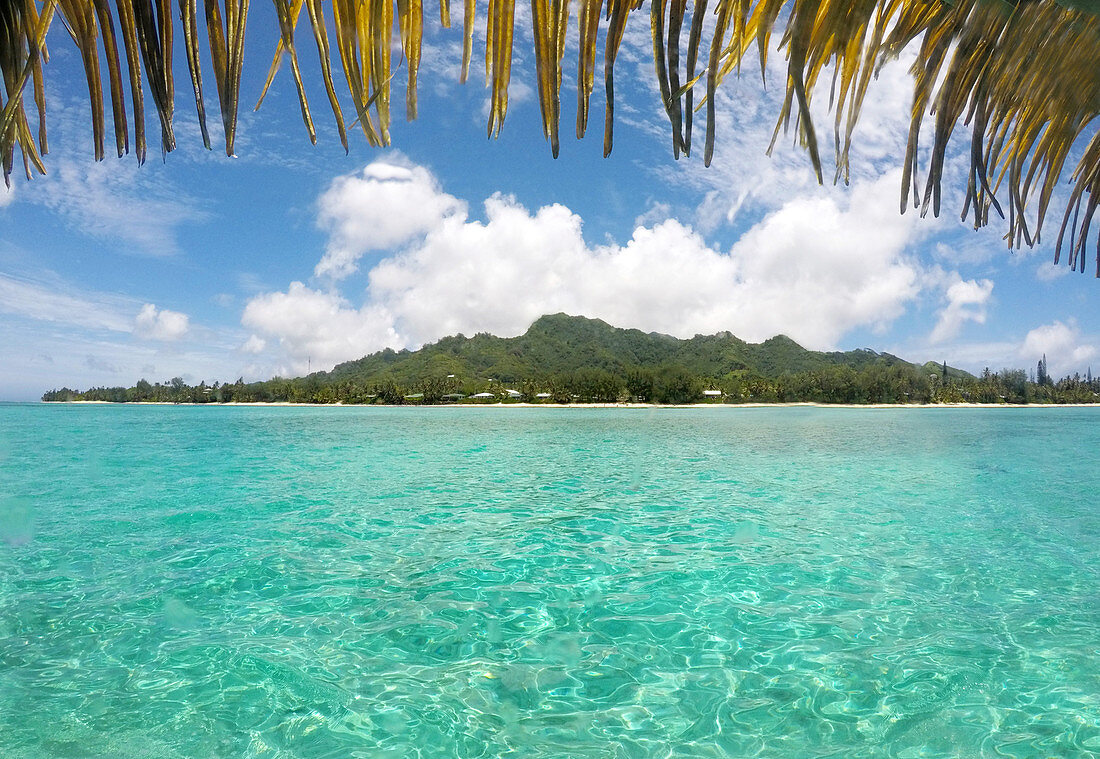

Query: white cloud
[[480, 79, 534, 122], [314, 159, 466, 280], [0, 268, 258, 398], [633, 201, 672, 229], [240, 334, 267, 354], [241, 282, 401, 373], [245, 164, 929, 371], [932, 239, 999, 267], [665, 43, 922, 235], [366, 198, 734, 344], [1020, 320, 1097, 379], [85, 354, 121, 373], [929, 276, 994, 344], [7, 97, 206, 256], [27, 157, 202, 257], [663, 39, 1002, 270], [1035, 261, 1071, 282], [134, 303, 190, 341], [0, 183, 13, 208], [0, 315, 244, 401], [720, 172, 924, 346], [0, 272, 134, 332]]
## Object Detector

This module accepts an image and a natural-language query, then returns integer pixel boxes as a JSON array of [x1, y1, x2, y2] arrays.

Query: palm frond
[[1, 0, 1098, 272]]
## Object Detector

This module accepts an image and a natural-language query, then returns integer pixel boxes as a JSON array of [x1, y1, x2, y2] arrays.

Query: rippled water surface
[[2, 404, 1099, 758]]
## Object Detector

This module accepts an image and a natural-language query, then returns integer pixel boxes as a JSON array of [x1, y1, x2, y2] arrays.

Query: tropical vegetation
[[42, 313, 1100, 404], [2, 1, 1098, 271]]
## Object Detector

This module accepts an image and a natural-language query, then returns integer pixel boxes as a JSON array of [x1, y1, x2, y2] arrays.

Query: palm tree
[[1, 0, 1097, 270]]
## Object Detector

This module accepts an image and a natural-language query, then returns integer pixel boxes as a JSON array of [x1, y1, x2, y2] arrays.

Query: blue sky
[[2, 5, 1098, 400]]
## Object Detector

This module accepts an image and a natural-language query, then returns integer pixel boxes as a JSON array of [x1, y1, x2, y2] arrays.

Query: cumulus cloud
[[314, 160, 466, 280], [1020, 320, 1097, 379], [240, 334, 267, 354], [929, 276, 994, 344], [719, 172, 923, 345], [241, 282, 401, 372], [244, 164, 931, 372], [134, 303, 190, 341], [367, 200, 733, 344]]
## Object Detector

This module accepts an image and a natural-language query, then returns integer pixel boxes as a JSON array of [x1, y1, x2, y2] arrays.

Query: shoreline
[[54, 400, 1100, 409]]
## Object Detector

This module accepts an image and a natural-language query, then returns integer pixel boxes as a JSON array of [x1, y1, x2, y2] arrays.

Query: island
[[42, 314, 1097, 406]]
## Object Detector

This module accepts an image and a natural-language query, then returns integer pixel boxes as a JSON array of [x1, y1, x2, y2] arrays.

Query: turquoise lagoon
[[1, 404, 1098, 758]]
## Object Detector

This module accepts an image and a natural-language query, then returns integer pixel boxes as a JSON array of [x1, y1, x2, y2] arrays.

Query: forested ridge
[[42, 314, 1099, 405]]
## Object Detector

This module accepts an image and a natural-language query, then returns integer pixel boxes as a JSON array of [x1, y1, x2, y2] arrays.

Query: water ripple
[[2, 405, 1099, 757]]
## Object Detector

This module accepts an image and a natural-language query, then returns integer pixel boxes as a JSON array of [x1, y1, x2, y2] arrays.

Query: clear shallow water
[[1, 404, 1099, 758]]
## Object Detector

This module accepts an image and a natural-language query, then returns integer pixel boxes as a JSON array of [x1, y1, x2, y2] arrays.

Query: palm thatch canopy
[[1, 0, 1098, 270]]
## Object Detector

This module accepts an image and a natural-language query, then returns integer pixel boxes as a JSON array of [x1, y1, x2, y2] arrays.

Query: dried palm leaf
[[1, 0, 1097, 274]]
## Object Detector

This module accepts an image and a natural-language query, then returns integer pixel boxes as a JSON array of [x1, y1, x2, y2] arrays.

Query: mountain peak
[[320, 313, 964, 386]]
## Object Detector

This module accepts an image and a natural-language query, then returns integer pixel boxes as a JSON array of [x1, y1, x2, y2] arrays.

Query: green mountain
[[52, 314, 1013, 405], [919, 361, 974, 382], [317, 313, 956, 386], [51, 314, 1100, 405]]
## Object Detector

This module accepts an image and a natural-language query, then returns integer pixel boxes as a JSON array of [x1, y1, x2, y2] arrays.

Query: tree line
[[42, 362, 1100, 405]]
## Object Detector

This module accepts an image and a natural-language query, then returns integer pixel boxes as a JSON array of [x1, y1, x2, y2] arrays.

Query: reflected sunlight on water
[[1, 405, 1099, 758]]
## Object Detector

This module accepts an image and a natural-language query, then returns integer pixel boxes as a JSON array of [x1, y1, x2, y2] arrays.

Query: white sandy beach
[[62, 400, 1100, 409]]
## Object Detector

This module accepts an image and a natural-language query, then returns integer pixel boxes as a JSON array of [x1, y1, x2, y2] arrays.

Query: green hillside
[[320, 313, 927, 387], [60, 313, 1074, 406], [920, 361, 974, 382]]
